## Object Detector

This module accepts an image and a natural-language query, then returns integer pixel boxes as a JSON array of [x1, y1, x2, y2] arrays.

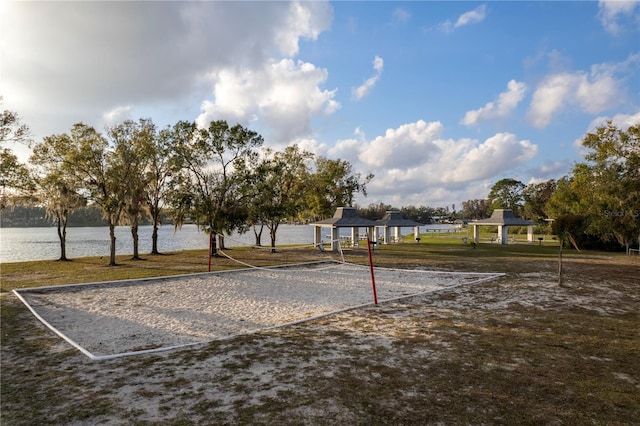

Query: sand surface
[[17, 262, 500, 358]]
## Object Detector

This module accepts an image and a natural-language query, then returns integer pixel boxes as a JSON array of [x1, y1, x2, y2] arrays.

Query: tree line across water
[[349, 122, 640, 253], [2, 95, 639, 262]]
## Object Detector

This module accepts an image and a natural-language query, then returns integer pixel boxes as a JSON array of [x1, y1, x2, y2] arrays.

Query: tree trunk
[[210, 231, 218, 257], [109, 222, 117, 266], [151, 211, 160, 255], [131, 221, 140, 260], [269, 222, 279, 253], [253, 223, 264, 246], [56, 216, 69, 261], [218, 234, 226, 250]]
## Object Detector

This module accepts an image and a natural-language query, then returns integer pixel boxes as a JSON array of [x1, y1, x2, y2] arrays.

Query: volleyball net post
[[366, 236, 378, 305]]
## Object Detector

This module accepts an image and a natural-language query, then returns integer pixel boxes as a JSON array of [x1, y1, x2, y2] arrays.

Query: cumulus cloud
[[527, 55, 637, 128], [438, 4, 487, 33], [438, 133, 537, 183], [197, 59, 339, 144], [461, 80, 527, 125], [331, 120, 537, 204], [103, 106, 133, 127], [274, 1, 333, 57], [357, 120, 443, 168], [2, 1, 333, 141], [352, 56, 384, 101], [597, 0, 639, 35], [292, 138, 329, 157]]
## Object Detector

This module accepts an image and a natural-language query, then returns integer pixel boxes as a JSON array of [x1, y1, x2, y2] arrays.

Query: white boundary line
[[12, 263, 505, 361]]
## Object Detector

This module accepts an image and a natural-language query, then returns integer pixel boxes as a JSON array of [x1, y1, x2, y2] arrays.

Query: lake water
[[0, 223, 457, 263]]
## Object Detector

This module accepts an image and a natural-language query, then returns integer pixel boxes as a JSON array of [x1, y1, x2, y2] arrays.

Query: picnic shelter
[[471, 209, 535, 244]]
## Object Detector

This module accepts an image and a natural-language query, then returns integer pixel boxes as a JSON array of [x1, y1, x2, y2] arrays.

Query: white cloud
[[352, 56, 384, 101], [197, 59, 339, 145], [597, 0, 639, 35], [103, 106, 132, 127], [455, 4, 487, 28], [331, 120, 537, 205], [292, 138, 328, 157], [438, 4, 487, 33], [1, 1, 333, 141], [274, 1, 333, 57], [357, 120, 443, 168], [462, 80, 527, 125], [438, 133, 537, 183], [527, 56, 636, 128]]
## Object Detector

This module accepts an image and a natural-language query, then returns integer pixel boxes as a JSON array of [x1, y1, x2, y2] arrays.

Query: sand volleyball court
[[14, 261, 503, 360]]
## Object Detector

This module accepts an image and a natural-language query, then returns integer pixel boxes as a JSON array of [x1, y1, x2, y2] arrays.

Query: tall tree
[[170, 120, 263, 256], [400, 205, 435, 224], [0, 96, 30, 147], [107, 119, 157, 260], [253, 145, 314, 252], [61, 123, 136, 266], [147, 121, 194, 254], [0, 149, 33, 210], [357, 202, 394, 220], [304, 157, 373, 220], [1, 97, 33, 210], [488, 178, 525, 216], [30, 139, 86, 261], [523, 179, 557, 221], [460, 199, 490, 220], [575, 122, 640, 251], [40, 172, 85, 260]]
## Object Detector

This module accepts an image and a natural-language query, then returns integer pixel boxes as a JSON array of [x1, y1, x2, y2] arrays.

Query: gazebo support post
[[314, 226, 322, 249], [473, 225, 479, 244], [331, 227, 340, 252], [498, 225, 509, 244], [527, 225, 534, 243]]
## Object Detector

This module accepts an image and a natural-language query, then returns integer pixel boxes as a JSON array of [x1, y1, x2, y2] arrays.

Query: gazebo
[[471, 209, 535, 245], [309, 207, 377, 252], [375, 211, 423, 244]]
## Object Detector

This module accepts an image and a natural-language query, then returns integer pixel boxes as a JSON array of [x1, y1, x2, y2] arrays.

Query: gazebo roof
[[472, 209, 534, 226], [375, 211, 423, 227], [309, 207, 377, 227]]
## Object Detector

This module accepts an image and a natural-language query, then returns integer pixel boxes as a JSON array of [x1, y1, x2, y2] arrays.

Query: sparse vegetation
[[1, 244, 639, 424]]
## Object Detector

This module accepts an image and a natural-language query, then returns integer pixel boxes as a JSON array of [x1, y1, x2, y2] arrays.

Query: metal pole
[[366, 236, 378, 305], [208, 233, 212, 272]]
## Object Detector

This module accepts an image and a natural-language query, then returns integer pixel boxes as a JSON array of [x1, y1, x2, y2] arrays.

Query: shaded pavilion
[[471, 209, 535, 244], [309, 207, 377, 252], [375, 210, 423, 244]]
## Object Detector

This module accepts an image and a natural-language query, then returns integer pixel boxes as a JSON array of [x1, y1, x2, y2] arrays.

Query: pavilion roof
[[309, 207, 377, 227], [375, 211, 423, 227], [472, 209, 534, 226]]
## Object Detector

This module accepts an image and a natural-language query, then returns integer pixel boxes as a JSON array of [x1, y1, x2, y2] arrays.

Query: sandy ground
[[15, 262, 500, 358]]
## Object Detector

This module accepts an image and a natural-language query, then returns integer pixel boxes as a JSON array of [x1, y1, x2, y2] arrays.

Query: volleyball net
[[14, 232, 506, 361]]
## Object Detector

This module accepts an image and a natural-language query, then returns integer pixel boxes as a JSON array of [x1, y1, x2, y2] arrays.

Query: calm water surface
[[1, 224, 457, 263], [0, 224, 314, 263]]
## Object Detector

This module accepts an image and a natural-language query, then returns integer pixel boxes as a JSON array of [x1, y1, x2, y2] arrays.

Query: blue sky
[[2, 1, 639, 208]]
